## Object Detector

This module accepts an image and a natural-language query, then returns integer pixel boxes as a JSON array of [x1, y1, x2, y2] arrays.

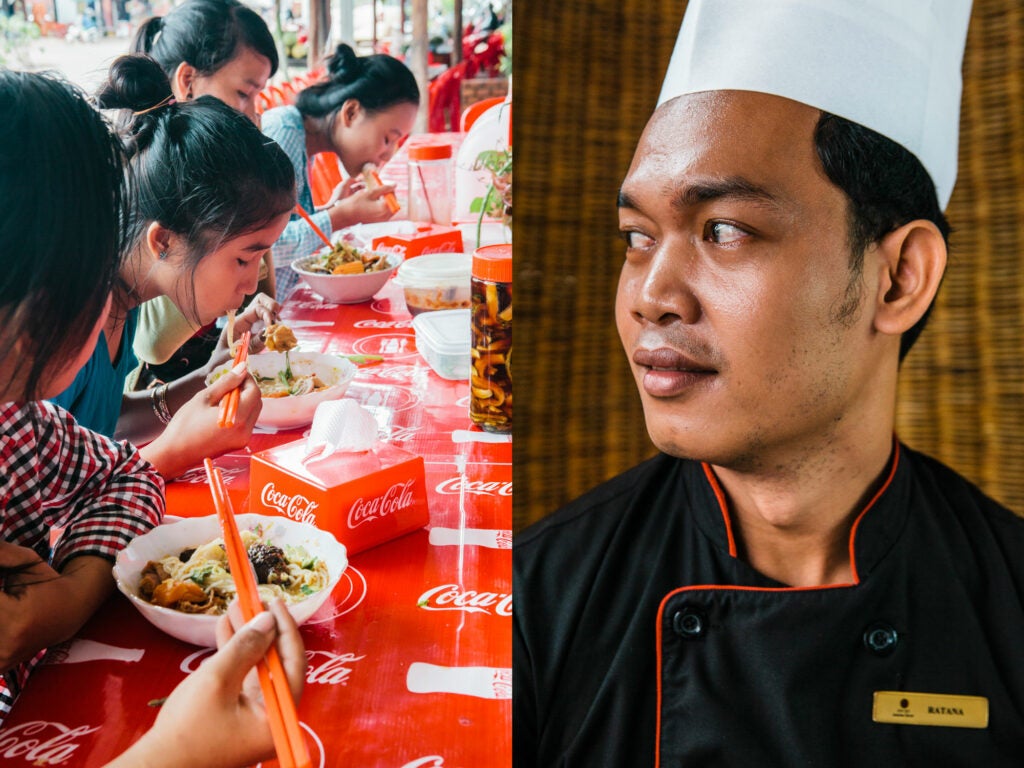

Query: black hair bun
[[96, 54, 172, 114], [326, 43, 365, 82]]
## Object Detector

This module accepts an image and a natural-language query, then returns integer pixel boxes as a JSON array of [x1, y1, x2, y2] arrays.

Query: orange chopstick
[[294, 204, 333, 248], [217, 330, 251, 429], [203, 459, 311, 768]]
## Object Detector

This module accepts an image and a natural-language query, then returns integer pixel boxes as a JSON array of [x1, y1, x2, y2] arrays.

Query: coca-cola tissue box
[[371, 223, 463, 259], [249, 439, 429, 556]]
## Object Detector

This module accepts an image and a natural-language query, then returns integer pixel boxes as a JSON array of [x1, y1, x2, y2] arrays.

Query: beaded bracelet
[[151, 383, 173, 425]]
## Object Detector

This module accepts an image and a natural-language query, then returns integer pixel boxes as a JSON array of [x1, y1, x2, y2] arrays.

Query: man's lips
[[633, 347, 717, 397]]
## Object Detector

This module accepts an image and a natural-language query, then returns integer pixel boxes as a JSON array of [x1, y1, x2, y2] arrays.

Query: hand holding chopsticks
[[218, 330, 251, 429], [204, 459, 312, 768]]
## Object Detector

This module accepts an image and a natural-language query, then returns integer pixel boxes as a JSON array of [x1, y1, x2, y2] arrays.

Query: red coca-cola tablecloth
[[0, 278, 511, 768]]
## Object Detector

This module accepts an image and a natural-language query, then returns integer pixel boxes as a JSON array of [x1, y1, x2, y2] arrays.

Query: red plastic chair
[[255, 91, 274, 115], [460, 96, 505, 132], [309, 152, 344, 208]]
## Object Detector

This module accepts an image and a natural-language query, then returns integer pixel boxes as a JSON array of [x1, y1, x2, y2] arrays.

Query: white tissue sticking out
[[305, 399, 379, 460]]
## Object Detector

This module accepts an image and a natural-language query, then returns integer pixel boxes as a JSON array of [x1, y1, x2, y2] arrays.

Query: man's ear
[[872, 220, 947, 336], [172, 61, 198, 100]]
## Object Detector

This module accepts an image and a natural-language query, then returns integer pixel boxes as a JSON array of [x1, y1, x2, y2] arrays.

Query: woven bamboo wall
[[514, 0, 1024, 531]]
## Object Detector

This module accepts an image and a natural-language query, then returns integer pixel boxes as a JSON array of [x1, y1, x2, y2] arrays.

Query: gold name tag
[[873, 691, 989, 729]]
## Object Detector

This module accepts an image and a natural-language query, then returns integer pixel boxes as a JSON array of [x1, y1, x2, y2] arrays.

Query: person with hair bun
[[50, 54, 296, 481], [130, 0, 280, 389], [261, 42, 420, 299], [131, 0, 277, 124]]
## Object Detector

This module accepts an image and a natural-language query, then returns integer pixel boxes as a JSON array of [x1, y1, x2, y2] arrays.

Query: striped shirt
[[0, 400, 164, 722], [261, 105, 334, 300]]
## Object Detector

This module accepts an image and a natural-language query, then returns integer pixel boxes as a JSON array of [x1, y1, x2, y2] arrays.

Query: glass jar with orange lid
[[469, 244, 512, 433]]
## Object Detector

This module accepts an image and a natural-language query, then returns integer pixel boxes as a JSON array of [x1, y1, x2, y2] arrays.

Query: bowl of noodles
[[291, 240, 403, 304], [113, 514, 347, 647], [208, 351, 357, 429]]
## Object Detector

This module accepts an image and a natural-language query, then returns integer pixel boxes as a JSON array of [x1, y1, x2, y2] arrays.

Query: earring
[[186, 88, 193, 100], [158, 250, 168, 259]]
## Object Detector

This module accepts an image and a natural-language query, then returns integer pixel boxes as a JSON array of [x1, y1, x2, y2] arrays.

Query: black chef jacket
[[513, 442, 1024, 767]]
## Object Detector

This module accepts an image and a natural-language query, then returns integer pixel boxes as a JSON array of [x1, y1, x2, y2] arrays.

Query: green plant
[[471, 145, 511, 245]]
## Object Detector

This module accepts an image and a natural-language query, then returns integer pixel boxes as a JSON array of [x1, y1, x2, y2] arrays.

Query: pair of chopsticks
[[294, 204, 333, 249], [203, 459, 311, 768], [218, 330, 251, 428]]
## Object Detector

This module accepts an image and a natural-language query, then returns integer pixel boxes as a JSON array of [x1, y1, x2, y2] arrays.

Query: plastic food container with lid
[[412, 308, 471, 380], [394, 252, 472, 315]]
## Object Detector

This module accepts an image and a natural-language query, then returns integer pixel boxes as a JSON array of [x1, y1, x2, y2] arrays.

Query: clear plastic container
[[470, 244, 512, 433], [412, 309, 471, 380], [408, 142, 453, 225], [394, 252, 472, 315]]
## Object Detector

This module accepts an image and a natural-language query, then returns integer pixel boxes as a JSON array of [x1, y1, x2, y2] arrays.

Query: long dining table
[[0, 276, 512, 767]]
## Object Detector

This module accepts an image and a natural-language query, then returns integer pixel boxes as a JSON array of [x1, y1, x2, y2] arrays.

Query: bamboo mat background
[[513, 0, 1024, 531]]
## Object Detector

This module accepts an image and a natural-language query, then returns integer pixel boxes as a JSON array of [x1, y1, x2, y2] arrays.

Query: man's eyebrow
[[673, 177, 782, 209], [246, 79, 263, 89], [617, 177, 785, 212]]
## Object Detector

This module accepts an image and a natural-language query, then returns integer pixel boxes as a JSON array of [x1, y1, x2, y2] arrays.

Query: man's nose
[[632, 245, 700, 325]]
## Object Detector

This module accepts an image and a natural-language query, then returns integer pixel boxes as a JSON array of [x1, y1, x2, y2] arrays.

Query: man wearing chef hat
[[514, 0, 1024, 765]]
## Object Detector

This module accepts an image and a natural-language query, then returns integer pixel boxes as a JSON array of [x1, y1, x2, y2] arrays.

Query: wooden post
[[409, 0, 429, 133], [452, 0, 462, 64], [309, 0, 330, 66]]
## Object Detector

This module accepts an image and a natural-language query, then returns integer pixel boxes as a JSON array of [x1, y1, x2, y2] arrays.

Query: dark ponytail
[[0, 71, 128, 400], [130, 15, 163, 57], [295, 43, 419, 121], [131, 0, 278, 79], [96, 55, 295, 316]]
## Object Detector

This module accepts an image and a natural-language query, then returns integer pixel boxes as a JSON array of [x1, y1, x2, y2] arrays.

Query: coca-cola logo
[[373, 242, 406, 255], [354, 319, 414, 330], [179, 463, 247, 486], [287, 300, 329, 310], [434, 477, 513, 497], [384, 425, 421, 442], [417, 583, 512, 616], [363, 364, 418, 382], [401, 757, 445, 768], [416, 240, 462, 255], [181, 648, 365, 687], [260, 483, 319, 524], [0, 721, 101, 765], [491, 668, 512, 699], [305, 650, 365, 686], [348, 479, 417, 529]]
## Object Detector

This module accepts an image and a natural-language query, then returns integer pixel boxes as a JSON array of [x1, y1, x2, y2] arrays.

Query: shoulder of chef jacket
[[513, 443, 1024, 767]]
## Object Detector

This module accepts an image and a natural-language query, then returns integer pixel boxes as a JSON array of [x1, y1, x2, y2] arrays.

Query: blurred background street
[[14, 34, 129, 89]]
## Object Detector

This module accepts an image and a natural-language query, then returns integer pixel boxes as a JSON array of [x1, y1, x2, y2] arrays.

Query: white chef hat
[[657, 0, 973, 209]]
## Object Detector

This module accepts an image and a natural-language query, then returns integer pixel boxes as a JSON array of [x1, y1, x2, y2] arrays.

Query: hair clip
[[133, 94, 176, 117]]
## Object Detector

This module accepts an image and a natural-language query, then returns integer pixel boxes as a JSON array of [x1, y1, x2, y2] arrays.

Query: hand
[[320, 175, 363, 209], [0, 546, 112, 673], [140, 362, 262, 479], [201, 292, 280, 379], [105, 600, 307, 768], [327, 183, 399, 229], [221, 293, 280, 353]]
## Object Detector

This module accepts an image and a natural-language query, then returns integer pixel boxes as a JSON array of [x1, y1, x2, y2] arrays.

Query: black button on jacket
[[513, 444, 1024, 767]]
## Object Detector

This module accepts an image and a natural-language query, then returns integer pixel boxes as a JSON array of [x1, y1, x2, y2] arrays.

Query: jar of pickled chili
[[469, 244, 512, 433]]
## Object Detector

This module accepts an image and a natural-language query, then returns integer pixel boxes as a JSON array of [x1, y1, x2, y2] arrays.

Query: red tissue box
[[249, 439, 430, 556], [372, 223, 464, 259]]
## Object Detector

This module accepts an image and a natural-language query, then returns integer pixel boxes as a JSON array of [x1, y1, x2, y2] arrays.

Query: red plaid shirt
[[0, 400, 164, 722]]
